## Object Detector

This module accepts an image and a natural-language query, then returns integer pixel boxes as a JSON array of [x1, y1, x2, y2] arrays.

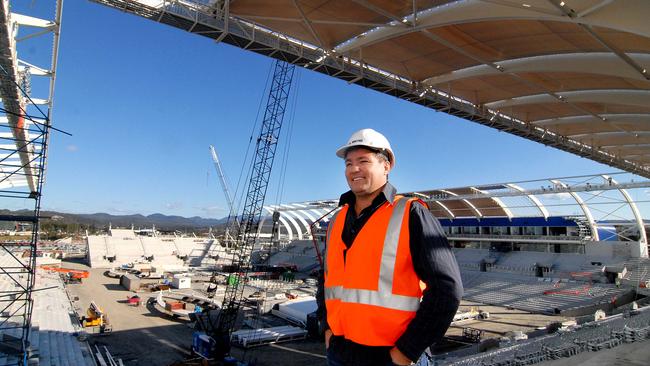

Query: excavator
[[81, 301, 112, 334], [40, 265, 90, 284]]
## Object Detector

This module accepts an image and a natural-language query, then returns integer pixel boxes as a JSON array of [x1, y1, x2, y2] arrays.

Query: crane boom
[[209, 145, 235, 213]]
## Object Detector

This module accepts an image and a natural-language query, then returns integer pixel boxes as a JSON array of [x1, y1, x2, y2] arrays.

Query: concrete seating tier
[[461, 270, 629, 315], [0, 253, 92, 365], [443, 306, 650, 366], [622, 258, 650, 284], [86, 232, 224, 268]]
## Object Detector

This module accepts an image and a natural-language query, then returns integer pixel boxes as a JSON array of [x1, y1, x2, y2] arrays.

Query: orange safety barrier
[[569, 272, 593, 278], [40, 266, 90, 279], [543, 284, 591, 296]]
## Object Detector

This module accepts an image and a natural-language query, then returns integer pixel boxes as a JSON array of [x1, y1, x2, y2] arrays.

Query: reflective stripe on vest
[[324, 197, 420, 312], [324, 285, 419, 312]]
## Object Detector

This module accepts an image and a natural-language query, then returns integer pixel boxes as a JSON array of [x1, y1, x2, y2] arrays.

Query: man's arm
[[315, 268, 331, 343], [394, 202, 463, 362]]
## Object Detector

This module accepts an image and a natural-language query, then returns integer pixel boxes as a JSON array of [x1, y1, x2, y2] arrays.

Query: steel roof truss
[[550, 179, 599, 241], [505, 183, 549, 219], [90, 0, 650, 178], [602, 175, 648, 258], [532, 114, 650, 127], [334, 0, 650, 54], [470, 186, 513, 220], [440, 189, 483, 219], [486, 89, 650, 109], [423, 53, 650, 86]]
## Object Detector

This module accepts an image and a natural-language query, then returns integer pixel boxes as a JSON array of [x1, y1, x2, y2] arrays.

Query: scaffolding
[[0, 0, 62, 364]]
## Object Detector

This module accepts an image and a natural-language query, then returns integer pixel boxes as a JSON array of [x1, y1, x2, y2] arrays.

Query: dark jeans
[[326, 341, 430, 366]]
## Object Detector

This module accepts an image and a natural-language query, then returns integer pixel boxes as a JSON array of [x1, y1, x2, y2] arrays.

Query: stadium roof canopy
[[96, 0, 650, 177], [265, 173, 650, 256]]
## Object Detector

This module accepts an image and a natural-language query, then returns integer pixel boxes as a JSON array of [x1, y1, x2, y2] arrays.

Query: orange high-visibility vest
[[324, 196, 424, 346]]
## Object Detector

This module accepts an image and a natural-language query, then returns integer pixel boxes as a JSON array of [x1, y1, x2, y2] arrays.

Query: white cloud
[[165, 202, 183, 210], [66, 144, 78, 152]]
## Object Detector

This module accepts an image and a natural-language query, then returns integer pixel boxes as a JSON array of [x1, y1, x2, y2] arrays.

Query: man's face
[[344, 147, 390, 197]]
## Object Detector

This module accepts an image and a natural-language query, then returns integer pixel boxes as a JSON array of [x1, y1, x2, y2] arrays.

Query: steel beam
[[602, 174, 648, 258], [425, 179, 650, 202], [505, 183, 549, 219]]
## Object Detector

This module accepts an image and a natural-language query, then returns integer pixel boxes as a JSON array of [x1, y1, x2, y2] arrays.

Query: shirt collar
[[338, 182, 397, 207]]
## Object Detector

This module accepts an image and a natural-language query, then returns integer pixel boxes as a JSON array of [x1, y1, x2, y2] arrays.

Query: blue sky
[[31, 1, 621, 218]]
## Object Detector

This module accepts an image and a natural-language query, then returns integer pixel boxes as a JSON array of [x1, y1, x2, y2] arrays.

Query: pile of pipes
[[94, 345, 123, 366]]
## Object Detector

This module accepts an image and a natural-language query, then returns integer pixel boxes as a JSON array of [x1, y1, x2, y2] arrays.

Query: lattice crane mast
[[195, 60, 296, 362]]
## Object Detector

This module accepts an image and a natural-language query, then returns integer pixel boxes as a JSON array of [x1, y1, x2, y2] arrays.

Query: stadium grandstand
[[260, 201, 338, 241], [86, 226, 228, 269], [262, 173, 650, 255], [259, 172, 650, 316], [2, 1, 650, 364]]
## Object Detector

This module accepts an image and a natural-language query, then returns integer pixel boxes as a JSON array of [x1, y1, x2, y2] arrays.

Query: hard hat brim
[[336, 143, 395, 167], [336, 143, 376, 159]]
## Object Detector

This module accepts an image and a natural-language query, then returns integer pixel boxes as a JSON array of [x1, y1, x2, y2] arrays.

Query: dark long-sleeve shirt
[[315, 183, 463, 362]]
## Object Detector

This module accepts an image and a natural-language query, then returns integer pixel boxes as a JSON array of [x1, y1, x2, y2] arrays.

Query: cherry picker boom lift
[[193, 60, 296, 364]]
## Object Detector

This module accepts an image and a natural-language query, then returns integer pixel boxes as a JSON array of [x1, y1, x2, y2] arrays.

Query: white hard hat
[[336, 128, 395, 167]]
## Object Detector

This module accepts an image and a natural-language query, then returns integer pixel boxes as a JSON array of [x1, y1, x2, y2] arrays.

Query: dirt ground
[[62, 260, 620, 366], [63, 261, 328, 366]]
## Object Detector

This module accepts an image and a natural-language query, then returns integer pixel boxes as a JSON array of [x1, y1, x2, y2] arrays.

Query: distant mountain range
[[0, 209, 228, 230]]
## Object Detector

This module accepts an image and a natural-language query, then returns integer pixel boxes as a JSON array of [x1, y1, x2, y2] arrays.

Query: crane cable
[[274, 68, 302, 207], [227, 62, 275, 233], [241, 67, 301, 363]]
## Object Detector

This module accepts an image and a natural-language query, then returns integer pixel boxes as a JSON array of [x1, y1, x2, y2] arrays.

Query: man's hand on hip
[[390, 347, 413, 366], [324, 329, 333, 350]]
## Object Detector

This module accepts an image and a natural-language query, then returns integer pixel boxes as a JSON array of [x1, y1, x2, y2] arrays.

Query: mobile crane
[[209, 145, 235, 215], [193, 60, 295, 363], [209, 144, 240, 247]]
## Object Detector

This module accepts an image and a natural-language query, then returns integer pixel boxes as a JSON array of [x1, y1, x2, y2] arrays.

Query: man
[[316, 128, 463, 366]]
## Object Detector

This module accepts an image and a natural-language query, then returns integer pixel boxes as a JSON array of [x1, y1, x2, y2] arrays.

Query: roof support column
[[440, 189, 483, 219], [471, 187, 513, 220], [602, 175, 648, 258], [432, 200, 455, 220], [551, 179, 599, 241], [506, 183, 549, 219], [263, 206, 298, 240]]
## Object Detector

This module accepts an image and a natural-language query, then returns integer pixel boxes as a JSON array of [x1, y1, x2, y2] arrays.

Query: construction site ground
[[62, 261, 587, 366], [63, 262, 196, 365], [448, 301, 570, 339]]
